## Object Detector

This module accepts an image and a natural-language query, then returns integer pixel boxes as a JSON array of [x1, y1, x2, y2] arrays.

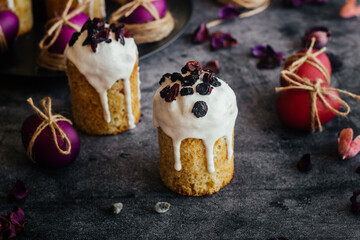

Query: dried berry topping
[[192, 101, 208, 118], [203, 60, 220, 73], [209, 76, 221, 87], [181, 74, 198, 86], [80, 18, 91, 32], [160, 85, 170, 98], [68, 32, 80, 47], [159, 73, 172, 85], [165, 84, 180, 102], [350, 190, 360, 213], [171, 72, 183, 82], [184, 61, 202, 73], [202, 72, 215, 84], [297, 153, 311, 172], [180, 87, 194, 96], [196, 83, 211, 95]]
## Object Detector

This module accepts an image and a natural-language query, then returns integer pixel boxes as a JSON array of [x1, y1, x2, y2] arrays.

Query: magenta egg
[[0, 10, 19, 46], [21, 114, 80, 168], [48, 11, 88, 54], [121, 0, 167, 24]]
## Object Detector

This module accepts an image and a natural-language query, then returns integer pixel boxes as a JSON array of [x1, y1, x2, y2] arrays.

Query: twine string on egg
[[0, 25, 7, 52], [275, 38, 360, 132], [206, 0, 271, 29], [26, 97, 73, 164], [109, 0, 175, 44]]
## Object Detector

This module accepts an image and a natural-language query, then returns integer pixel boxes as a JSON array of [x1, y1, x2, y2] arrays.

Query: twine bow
[[0, 25, 7, 52], [26, 97, 73, 163], [39, 0, 90, 50], [276, 38, 360, 132], [110, 0, 160, 24]]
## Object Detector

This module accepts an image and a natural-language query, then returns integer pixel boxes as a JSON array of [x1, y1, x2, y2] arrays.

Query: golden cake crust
[[66, 59, 140, 135], [158, 128, 234, 196]]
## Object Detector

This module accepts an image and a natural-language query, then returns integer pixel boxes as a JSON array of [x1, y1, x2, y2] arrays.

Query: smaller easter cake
[[45, 0, 106, 19], [65, 18, 140, 135], [0, 0, 33, 35], [153, 61, 238, 196]]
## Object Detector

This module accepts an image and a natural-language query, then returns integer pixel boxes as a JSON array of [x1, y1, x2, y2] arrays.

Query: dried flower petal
[[340, 0, 360, 18], [154, 202, 171, 213], [219, 4, 240, 20], [192, 24, 210, 43], [326, 52, 343, 72], [0, 207, 26, 239], [307, 0, 328, 4], [297, 153, 311, 172], [210, 31, 238, 50], [338, 128, 360, 160], [9, 207, 26, 227], [350, 190, 360, 212], [11, 180, 28, 200], [252, 45, 283, 69], [203, 60, 220, 73], [282, 0, 305, 7], [303, 26, 331, 48], [111, 202, 123, 214]]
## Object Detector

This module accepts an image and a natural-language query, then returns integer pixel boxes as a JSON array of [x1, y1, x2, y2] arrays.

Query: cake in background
[[0, 0, 33, 35]]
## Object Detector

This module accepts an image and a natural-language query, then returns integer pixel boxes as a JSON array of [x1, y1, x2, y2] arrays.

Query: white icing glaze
[[7, 0, 14, 9], [65, 27, 138, 125], [153, 72, 238, 173]]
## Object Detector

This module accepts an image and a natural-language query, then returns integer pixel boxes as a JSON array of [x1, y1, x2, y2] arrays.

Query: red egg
[[0, 10, 19, 48], [48, 11, 88, 54], [276, 83, 341, 131], [21, 114, 80, 168], [121, 0, 167, 24], [280, 49, 332, 86]]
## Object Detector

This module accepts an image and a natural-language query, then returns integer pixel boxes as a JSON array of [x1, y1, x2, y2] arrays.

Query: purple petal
[[192, 24, 210, 43], [219, 4, 240, 20], [203, 60, 220, 73], [251, 45, 267, 57], [11, 180, 28, 200], [282, 0, 306, 7], [326, 52, 343, 72], [9, 207, 26, 227], [303, 26, 331, 48], [254, 45, 283, 69], [210, 31, 238, 50]]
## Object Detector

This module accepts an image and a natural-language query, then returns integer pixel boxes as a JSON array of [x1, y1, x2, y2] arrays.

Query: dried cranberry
[[203, 60, 220, 73], [192, 101, 208, 118], [93, 30, 109, 42], [209, 76, 221, 87], [160, 85, 170, 98], [350, 190, 360, 213], [165, 84, 180, 102], [171, 72, 183, 82], [180, 87, 194, 96], [297, 153, 311, 172], [184, 61, 202, 72], [69, 32, 80, 47], [181, 74, 198, 86], [196, 83, 211, 95]]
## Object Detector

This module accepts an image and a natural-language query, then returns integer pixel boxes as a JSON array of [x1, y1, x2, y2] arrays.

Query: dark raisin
[[202, 72, 214, 84], [350, 190, 360, 213], [110, 23, 117, 32], [93, 30, 109, 42], [160, 85, 170, 98], [181, 66, 188, 74], [185, 61, 202, 72], [81, 19, 91, 32], [180, 87, 194, 96], [165, 84, 180, 102], [171, 72, 183, 82], [297, 153, 311, 172], [181, 74, 198, 86], [192, 101, 208, 118], [92, 18, 105, 30], [196, 83, 211, 95], [69, 32, 80, 47], [209, 76, 221, 87], [106, 39, 112, 43]]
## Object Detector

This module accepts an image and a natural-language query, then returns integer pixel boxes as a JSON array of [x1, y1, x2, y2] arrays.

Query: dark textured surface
[[1, 0, 360, 239]]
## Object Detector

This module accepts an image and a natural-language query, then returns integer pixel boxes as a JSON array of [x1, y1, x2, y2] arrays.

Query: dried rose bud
[[350, 190, 360, 213], [252, 45, 283, 69], [338, 128, 360, 160], [154, 202, 170, 213], [303, 26, 331, 48], [203, 60, 220, 73], [219, 4, 240, 20], [11, 180, 28, 200], [210, 31, 238, 50], [297, 153, 311, 172], [192, 24, 210, 43]]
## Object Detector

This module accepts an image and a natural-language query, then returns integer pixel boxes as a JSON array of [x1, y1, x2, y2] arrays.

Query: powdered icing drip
[[65, 19, 138, 126], [153, 61, 238, 173]]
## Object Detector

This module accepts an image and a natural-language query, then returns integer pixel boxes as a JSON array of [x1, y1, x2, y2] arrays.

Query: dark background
[[1, 0, 360, 239]]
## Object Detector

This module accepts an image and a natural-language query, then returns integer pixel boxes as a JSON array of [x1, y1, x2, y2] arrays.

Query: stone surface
[[1, 0, 360, 239]]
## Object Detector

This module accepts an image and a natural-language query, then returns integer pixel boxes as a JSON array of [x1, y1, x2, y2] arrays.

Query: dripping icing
[[153, 73, 238, 173], [65, 27, 138, 126]]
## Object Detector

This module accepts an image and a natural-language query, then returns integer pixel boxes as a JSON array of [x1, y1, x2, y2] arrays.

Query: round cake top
[[153, 61, 238, 172]]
